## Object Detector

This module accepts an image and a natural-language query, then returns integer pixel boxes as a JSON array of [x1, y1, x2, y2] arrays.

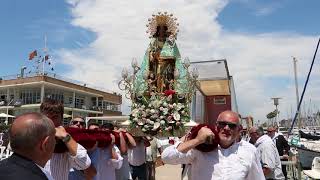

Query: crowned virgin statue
[[120, 12, 198, 136], [134, 12, 189, 97]]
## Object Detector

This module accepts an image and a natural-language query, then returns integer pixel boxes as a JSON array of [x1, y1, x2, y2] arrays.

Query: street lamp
[[271, 97, 281, 127]]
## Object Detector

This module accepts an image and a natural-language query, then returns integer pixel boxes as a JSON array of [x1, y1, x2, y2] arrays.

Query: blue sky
[[0, 0, 95, 75], [1, 0, 319, 77], [1, 0, 320, 120], [219, 0, 320, 35]]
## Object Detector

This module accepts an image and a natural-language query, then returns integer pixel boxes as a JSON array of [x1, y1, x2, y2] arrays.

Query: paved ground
[[156, 164, 181, 180]]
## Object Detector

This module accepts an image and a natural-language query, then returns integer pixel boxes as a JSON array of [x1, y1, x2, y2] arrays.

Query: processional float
[[118, 12, 200, 136], [61, 13, 217, 153]]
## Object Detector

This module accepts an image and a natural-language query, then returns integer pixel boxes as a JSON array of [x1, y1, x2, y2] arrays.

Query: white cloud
[[57, 0, 319, 123]]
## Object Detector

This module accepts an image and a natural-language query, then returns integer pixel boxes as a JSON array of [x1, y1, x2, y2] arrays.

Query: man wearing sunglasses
[[69, 117, 97, 180], [162, 110, 264, 180], [69, 116, 85, 129]]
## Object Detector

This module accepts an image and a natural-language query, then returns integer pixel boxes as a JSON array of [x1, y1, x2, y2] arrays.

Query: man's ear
[[40, 136, 50, 152]]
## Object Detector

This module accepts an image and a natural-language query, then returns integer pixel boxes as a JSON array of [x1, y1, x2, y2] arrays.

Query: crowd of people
[[0, 99, 290, 180], [0, 99, 162, 180]]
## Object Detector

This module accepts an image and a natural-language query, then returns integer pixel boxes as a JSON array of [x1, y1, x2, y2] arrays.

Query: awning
[[199, 79, 230, 96], [191, 60, 231, 96]]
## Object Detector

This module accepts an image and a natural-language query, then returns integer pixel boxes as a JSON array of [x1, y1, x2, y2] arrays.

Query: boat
[[296, 140, 320, 169]]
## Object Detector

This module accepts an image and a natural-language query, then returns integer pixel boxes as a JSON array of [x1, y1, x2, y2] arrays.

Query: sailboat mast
[[293, 57, 301, 128]]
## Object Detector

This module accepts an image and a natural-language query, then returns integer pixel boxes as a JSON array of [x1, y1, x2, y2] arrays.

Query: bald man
[[0, 112, 56, 180], [162, 110, 265, 180]]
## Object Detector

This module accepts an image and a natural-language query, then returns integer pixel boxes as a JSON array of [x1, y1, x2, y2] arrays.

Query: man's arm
[[246, 149, 265, 180], [55, 127, 91, 170], [126, 133, 137, 149], [115, 130, 127, 154], [177, 127, 214, 153], [162, 127, 213, 165], [260, 144, 276, 176], [55, 126, 78, 156], [110, 145, 123, 169]]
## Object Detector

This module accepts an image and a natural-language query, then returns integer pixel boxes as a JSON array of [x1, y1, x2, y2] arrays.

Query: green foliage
[[266, 109, 278, 119]]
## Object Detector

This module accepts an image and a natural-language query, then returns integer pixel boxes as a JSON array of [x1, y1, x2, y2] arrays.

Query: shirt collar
[[35, 163, 54, 180]]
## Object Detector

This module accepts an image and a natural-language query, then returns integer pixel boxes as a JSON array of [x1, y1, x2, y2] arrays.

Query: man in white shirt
[[69, 117, 97, 180], [249, 127, 285, 180], [128, 137, 150, 180], [41, 99, 91, 180], [97, 123, 124, 180], [146, 137, 162, 180], [162, 110, 265, 180]]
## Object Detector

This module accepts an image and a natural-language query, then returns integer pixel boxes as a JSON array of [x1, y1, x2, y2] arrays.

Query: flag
[[28, 50, 37, 60]]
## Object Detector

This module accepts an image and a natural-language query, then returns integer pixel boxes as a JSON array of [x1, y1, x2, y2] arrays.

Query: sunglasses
[[217, 121, 238, 130], [71, 120, 85, 126], [249, 131, 257, 136]]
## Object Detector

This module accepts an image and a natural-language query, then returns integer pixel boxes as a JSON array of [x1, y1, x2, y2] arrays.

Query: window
[[214, 97, 226, 105], [75, 95, 85, 109], [45, 89, 64, 103], [20, 89, 41, 105]]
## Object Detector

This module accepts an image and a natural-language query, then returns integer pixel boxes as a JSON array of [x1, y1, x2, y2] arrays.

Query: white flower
[[147, 120, 154, 125], [162, 102, 168, 107], [160, 120, 166, 125], [160, 116, 164, 119], [133, 118, 138, 122], [141, 105, 146, 109], [153, 122, 161, 130], [159, 107, 164, 111], [131, 109, 139, 117], [177, 103, 184, 111], [162, 108, 169, 115], [173, 112, 181, 121], [150, 109, 156, 114], [173, 103, 177, 107]]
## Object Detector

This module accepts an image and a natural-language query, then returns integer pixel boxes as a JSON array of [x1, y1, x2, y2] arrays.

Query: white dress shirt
[[96, 145, 123, 180], [162, 140, 265, 180], [44, 143, 91, 180], [255, 135, 285, 180]]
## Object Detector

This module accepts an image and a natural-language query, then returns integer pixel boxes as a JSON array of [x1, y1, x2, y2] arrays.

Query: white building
[[0, 72, 122, 125]]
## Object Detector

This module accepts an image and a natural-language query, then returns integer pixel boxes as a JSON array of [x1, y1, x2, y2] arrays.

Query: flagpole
[[43, 35, 47, 75]]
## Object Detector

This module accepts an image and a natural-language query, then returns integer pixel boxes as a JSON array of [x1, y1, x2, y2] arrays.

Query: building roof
[[0, 72, 122, 104], [191, 60, 231, 96]]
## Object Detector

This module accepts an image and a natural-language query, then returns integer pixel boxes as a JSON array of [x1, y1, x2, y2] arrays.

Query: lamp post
[[271, 97, 281, 127]]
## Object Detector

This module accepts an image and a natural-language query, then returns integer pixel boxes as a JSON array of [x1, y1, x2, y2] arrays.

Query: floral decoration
[[129, 91, 190, 135]]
